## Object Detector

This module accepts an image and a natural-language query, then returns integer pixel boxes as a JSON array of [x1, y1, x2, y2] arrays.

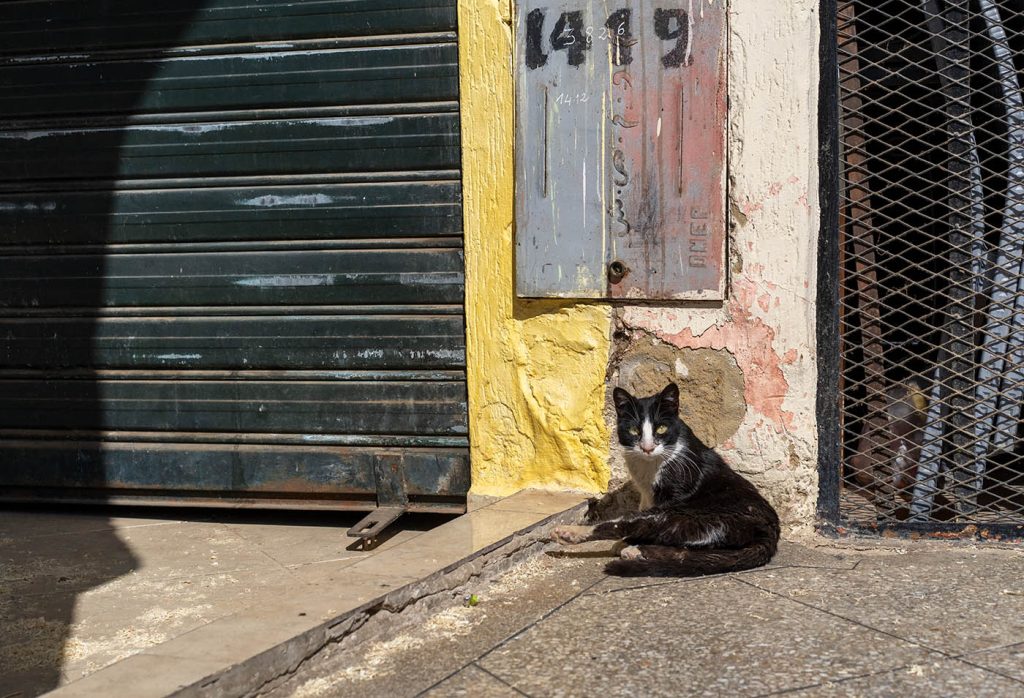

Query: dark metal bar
[[839, 1, 898, 520], [0, 492, 465, 515], [976, 0, 1024, 466], [832, 520, 1024, 543], [912, 0, 988, 521], [818, 0, 842, 527]]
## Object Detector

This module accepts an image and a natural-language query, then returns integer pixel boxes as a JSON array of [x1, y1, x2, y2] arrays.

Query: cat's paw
[[619, 545, 644, 561], [548, 525, 593, 545]]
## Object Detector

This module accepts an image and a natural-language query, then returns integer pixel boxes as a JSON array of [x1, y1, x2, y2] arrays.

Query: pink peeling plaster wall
[[615, 35, 823, 527]]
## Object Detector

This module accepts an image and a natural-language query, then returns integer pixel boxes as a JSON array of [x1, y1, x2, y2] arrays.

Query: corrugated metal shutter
[[0, 0, 469, 512]]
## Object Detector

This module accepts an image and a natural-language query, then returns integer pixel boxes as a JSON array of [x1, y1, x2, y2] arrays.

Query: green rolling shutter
[[0, 0, 469, 511]]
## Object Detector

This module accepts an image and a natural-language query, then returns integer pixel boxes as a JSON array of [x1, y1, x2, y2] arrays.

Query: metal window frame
[[815, 0, 1024, 541]]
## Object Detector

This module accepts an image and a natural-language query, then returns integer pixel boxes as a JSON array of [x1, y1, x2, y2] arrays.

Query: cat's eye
[[656, 425, 669, 435], [628, 427, 640, 436]]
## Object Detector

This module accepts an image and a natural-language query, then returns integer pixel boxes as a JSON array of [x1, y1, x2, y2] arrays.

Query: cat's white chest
[[624, 453, 662, 510]]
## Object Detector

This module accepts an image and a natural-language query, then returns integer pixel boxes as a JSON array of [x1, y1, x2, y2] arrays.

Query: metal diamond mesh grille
[[839, 0, 1024, 525]]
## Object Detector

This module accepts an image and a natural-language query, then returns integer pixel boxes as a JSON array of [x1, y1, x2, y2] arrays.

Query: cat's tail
[[604, 538, 777, 577]]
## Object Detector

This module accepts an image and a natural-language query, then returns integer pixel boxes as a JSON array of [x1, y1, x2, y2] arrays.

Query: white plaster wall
[[619, 0, 822, 525]]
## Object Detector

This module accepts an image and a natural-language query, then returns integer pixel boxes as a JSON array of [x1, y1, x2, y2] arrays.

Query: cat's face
[[612, 383, 685, 459]]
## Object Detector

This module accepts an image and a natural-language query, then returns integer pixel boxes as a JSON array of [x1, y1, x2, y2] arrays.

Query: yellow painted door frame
[[457, 0, 612, 495]]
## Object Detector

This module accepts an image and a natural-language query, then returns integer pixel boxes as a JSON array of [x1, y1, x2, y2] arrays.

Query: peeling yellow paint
[[458, 0, 611, 496]]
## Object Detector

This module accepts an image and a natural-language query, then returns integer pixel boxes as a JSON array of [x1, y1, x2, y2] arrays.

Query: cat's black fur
[[553, 382, 780, 577]]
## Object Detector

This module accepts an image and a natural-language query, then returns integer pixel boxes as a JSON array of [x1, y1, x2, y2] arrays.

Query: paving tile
[[467, 494, 503, 512], [115, 520, 288, 578], [784, 658, 1024, 697], [141, 568, 422, 670], [59, 567, 299, 684], [0, 594, 72, 698], [0, 509, 184, 541], [485, 489, 588, 516], [47, 653, 225, 698], [768, 540, 861, 570], [962, 642, 1024, 683], [0, 525, 138, 597], [347, 508, 545, 580], [584, 572, 702, 597], [6, 519, 290, 596], [224, 517, 425, 569], [291, 560, 420, 597], [570, 539, 856, 597], [3, 518, 293, 685], [742, 548, 1024, 654], [478, 577, 941, 698], [263, 554, 609, 698], [3, 493, 571, 697], [145, 604, 319, 666], [422, 665, 524, 697]]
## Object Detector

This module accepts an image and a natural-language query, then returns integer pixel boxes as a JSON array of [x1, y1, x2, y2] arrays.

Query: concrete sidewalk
[[265, 536, 1024, 697], [0, 491, 586, 698]]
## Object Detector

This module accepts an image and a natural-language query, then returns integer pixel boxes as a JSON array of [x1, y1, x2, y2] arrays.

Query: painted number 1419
[[525, 7, 692, 70]]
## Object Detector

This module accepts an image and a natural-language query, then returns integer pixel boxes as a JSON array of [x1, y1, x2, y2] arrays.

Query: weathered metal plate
[[515, 1, 727, 299], [0, 181, 462, 246], [0, 248, 466, 308], [0, 442, 470, 508], [2, 316, 465, 370], [0, 114, 461, 183], [0, 0, 457, 56], [0, 43, 459, 118], [0, 378, 469, 435]]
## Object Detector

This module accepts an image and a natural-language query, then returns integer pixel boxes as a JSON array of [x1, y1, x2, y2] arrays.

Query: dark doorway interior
[[822, 0, 1024, 535]]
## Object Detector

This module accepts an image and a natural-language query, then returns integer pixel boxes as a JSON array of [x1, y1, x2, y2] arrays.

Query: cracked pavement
[[264, 537, 1024, 697]]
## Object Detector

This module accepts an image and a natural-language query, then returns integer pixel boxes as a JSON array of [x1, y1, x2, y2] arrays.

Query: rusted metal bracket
[[839, 1, 897, 520], [347, 507, 405, 543], [346, 454, 410, 545]]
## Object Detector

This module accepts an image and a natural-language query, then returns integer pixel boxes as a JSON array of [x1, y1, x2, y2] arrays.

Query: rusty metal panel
[[515, 1, 727, 299], [0, 442, 469, 512]]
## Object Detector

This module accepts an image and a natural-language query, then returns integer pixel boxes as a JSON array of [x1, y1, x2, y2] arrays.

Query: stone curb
[[44, 495, 588, 698], [194, 502, 586, 698]]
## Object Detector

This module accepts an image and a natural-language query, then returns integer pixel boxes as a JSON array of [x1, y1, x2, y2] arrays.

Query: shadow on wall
[[0, 4, 208, 694]]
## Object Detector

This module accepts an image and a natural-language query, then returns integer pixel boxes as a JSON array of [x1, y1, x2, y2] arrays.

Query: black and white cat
[[550, 382, 780, 577]]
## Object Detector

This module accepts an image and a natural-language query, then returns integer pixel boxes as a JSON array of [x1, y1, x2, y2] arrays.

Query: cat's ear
[[659, 382, 680, 414], [612, 387, 634, 414]]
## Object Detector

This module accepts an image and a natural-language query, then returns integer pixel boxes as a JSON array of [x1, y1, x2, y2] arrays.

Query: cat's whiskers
[[673, 450, 706, 497]]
